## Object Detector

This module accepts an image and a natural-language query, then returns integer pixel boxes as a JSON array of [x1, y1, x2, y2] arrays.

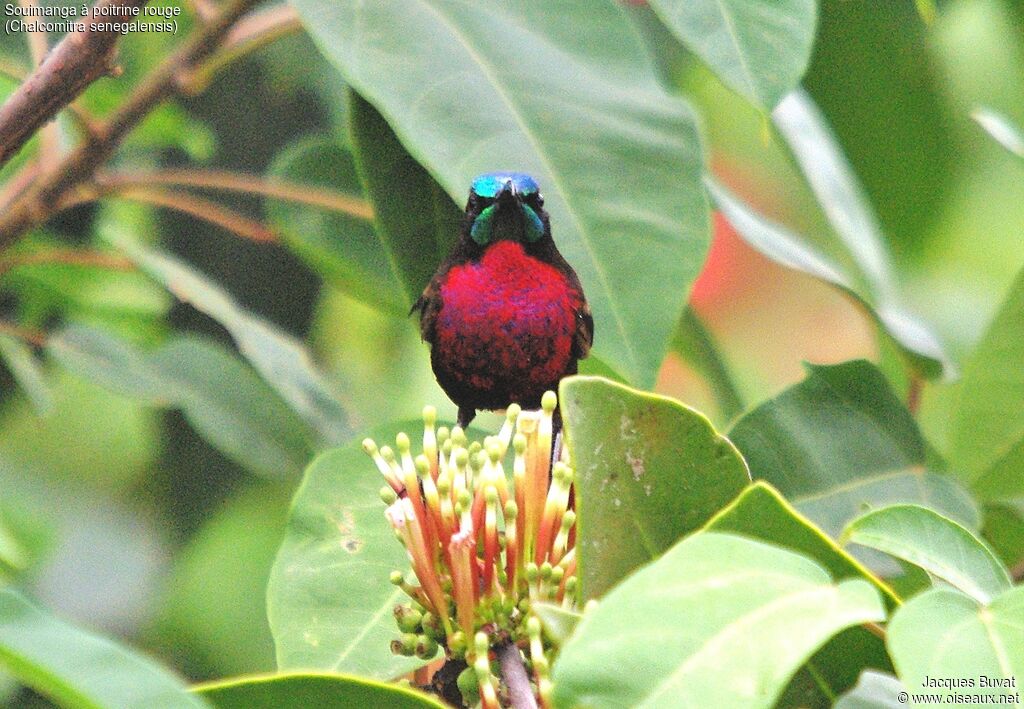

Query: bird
[[413, 172, 593, 429]]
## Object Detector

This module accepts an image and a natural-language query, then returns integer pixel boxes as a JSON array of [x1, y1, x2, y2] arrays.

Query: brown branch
[[106, 187, 277, 242], [0, 0, 264, 248], [0, 0, 150, 169], [99, 169, 375, 219], [0, 59, 100, 138], [496, 642, 539, 709], [19, 0, 62, 172], [0, 248, 134, 277], [0, 321, 46, 347]]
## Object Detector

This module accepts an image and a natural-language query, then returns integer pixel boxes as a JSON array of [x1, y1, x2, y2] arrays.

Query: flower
[[363, 391, 576, 708]]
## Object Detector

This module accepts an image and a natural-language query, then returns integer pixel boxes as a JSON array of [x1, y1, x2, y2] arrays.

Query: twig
[[0, 248, 134, 277], [0, 0, 264, 247], [0, 0, 150, 169], [98, 169, 375, 219], [103, 187, 277, 242], [496, 642, 538, 709]]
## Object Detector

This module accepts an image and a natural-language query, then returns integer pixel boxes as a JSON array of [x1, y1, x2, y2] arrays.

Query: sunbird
[[413, 172, 593, 428]]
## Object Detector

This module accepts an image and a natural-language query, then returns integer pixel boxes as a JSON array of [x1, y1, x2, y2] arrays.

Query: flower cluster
[[363, 391, 576, 708]]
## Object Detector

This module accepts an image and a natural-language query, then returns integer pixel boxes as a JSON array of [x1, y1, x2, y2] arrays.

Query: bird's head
[[464, 172, 549, 248]]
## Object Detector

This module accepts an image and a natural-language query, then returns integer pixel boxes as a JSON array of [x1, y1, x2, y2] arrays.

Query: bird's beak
[[496, 180, 517, 205]]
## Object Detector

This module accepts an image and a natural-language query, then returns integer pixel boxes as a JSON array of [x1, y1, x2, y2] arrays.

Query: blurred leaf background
[[0, 0, 1023, 698]]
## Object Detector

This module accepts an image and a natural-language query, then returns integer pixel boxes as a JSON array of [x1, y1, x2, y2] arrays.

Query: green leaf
[[707, 482, 898, 605], [196, 672, 446, 709], [888, 587, 1024, 703], [705, 483, 895, 705], [112, 240, 351, 444], [842, 504, 1010, 605], [647, 0, 817, 109], [348, 92, 464, 307], [531, 603, 583, 648], [49, 325, 313, 480], [267, 424, 425, 678], [772, 90, 950, 379], [552, 532, 885, 709], [973, 107, 1024, 159], [292, 0, 710, 387], [0, 589, 209, 709], [707, 179, 948, 379], [834, 671, 905, 709], [1, 244, 170, 327], [559, 376, 750, 599], [0, 335, 52, 416], [951, 264, 1024, 500], [265, 136, 408, 314], [772, 90, 894, 299], [728, 361, 980, 542]]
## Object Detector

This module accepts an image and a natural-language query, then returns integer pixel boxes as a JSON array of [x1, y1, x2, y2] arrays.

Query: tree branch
[[108, 187, 278, 242], [496, 642, 538, 709], [0, 0, 264, 248], [98, 169, 375, 219], [0, 0, 150, 169], [0, 248, 134, 278], [19, 0, 62, 172]]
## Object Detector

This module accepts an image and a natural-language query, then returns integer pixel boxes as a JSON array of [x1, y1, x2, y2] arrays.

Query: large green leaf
[[112, 239, 351, 444], [560, 376, 750, 599], [843, 504, 1010, 605], [707, 178, 948, 378], [265, 136, 406, 313], [267, 424, 425, 678], [647, 0, 817, 109], [888, 587, 1024, 704], [707, 482, 897, 605], [705, 482, 895, 706], [951, 264, 1024, 500], [772, 90, 950, 378], [348, 92, 464, 307], [0, 589, 209, 709], [552, 532, 885, 709], [49, 325, 313, 480], [292, 0, 709, 387], [196, 672, 445, 708], [801, 0, 954, 259], [728, 361, 979, 545]]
